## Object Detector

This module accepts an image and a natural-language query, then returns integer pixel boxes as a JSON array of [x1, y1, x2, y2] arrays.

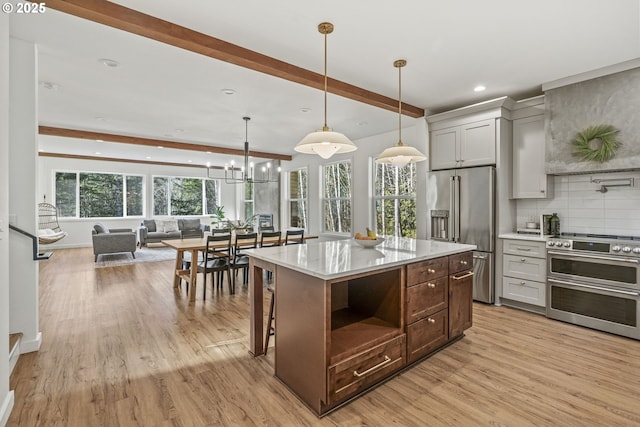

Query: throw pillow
[[143, 219, 157, 232], [163, 219, 179, 233], [182, 218, 200, 231], [94, 223, 109, 234], [154, 219, 167, 232]]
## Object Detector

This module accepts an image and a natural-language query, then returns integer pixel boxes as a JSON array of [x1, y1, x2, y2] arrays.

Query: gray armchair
[[92, 223, 137, 262]]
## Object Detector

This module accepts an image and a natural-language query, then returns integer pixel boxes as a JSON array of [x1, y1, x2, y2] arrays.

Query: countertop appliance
[[546, 233, 640, 340], [427, 166, 495, 303]]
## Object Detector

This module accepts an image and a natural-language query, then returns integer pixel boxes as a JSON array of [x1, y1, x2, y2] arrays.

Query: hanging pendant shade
[[376, 59, 426, 166], [294, 22, 356, 159]]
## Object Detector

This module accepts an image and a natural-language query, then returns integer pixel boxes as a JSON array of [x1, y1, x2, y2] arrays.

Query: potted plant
[[210, 205, 226, 229]]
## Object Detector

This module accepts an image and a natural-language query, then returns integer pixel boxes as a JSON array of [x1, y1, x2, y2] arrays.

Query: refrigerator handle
[[455, 175, 461, 242], [449, 176, 456, 242]]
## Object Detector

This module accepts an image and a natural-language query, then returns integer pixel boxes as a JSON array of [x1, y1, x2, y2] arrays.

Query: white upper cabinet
[[511, 96, 552, 199], [430, 119, 496, 170]]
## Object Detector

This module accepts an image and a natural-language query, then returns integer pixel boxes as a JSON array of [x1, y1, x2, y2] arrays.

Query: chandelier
[[207, 117, 281, 183], [376, 59, 426, 167], [294, 22, 357, 159]]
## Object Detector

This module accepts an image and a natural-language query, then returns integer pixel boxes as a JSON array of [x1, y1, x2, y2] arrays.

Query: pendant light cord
[[398, 64, 402, 145], [323, 30, 328, 131]]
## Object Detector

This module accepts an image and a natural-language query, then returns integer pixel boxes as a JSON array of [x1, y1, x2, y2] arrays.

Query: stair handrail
[[8, 224, 51, 260]]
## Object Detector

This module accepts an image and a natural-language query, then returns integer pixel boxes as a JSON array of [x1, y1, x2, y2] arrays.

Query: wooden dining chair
[[284, 229, 304, 245], [230, 232, 258, 293], [197, 234, 232, 299]]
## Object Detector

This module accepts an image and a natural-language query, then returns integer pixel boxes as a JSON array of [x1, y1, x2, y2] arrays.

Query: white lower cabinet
[[501, 238, 547, 307]]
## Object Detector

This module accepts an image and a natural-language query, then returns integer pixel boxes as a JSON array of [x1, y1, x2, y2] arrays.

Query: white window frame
[[372, 161, 417, 238], [321, 159, 353, 235], [287, 167, 308, 230]]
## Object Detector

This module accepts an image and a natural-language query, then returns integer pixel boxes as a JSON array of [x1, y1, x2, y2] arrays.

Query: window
[[153, 176, 220, 216], [288, 168, 308, 229], [323, 161, 352, 233], [373, 162, 417, 238], [243, 181, 254, 220], [55, 171, 144, 218]]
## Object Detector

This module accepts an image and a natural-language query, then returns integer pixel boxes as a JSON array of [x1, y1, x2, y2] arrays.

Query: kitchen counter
[[499, 232, 549, 242], [245, 236, 476, 281], [245, 237, 475, 415]]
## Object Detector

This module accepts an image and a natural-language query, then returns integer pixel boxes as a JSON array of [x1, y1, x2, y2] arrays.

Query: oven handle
[[548, 278, 640, 296], [547, 250, 640, 264]]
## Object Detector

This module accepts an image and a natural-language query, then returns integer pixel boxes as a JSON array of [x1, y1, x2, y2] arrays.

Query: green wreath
[[571, 124, 621, 162]]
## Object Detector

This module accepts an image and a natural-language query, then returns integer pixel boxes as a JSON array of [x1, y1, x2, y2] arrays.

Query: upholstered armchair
[[92, 223, 137, 262]]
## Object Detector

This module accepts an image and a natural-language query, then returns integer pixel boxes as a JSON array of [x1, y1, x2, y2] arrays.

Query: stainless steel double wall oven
[[546, 234, 640, 340]]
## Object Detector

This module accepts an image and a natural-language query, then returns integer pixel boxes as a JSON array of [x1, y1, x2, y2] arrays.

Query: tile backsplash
[[516, 170, 640, 237]]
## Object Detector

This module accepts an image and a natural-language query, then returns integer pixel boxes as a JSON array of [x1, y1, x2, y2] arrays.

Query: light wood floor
[[8, 247, 640, 427]]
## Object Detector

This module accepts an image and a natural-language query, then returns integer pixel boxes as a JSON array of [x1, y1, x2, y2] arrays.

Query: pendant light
[[295, 22, 357, 159], [376, 59, 426, 167], [208, 116, 280, 183]]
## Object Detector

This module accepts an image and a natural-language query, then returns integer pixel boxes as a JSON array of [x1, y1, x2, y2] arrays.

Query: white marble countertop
[[245, 237, 476, 281], [499, 232, 550, 242]]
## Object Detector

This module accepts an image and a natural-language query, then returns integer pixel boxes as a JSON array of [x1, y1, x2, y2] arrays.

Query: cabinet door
[[502, 254, 546, 282], [449, 269, 473, 338], [406, 309, 448, 363], [459, 119, 495, 167], [430, 127, 459, 170], [406, 277, 448, 324], [513, 115, 549, 198]]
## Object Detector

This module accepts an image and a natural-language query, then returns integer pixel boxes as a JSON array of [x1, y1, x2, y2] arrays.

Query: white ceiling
[[9, 0, 640, 168]]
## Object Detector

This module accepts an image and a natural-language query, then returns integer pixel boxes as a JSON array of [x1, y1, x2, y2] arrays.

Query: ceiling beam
[[42, 0, 425, 118], [38, 151, 227, 170], [39, 126, 292, 161]]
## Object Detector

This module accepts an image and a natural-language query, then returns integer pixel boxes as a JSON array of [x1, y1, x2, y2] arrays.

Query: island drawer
[[327, 334, 406, 404], [406, 309, 448, 363], [449, 251, 473, 275], [407, 257, 448, 287], [406, 277, 448, 323]]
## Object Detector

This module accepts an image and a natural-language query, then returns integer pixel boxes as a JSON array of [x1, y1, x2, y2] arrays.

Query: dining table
[[162, 232, 316, 302]]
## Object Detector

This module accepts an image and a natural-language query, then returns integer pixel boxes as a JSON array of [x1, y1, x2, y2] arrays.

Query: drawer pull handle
[[427, 268, 436, 274], [353, 355, 392, 378], [452, 271, 474, 280], [427, 317, 436, 324], [427, 282, 436, 288], [516, 247, 531, 251], [460, 260, 468, 265]]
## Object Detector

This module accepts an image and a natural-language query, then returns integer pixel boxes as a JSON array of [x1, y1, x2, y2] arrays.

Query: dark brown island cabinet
[[247, 238, 474, 416]]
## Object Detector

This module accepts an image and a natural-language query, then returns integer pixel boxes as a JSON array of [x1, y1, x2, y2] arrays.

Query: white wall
[[516, 170, 640, 237], [0, 13, 14, 427], [281, 119, 429, 239], [38, 156, 241, 248], [8, 38, 41, 354]]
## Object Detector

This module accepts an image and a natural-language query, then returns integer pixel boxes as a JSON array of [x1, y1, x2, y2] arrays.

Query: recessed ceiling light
[[474, 85, 486, 92], [95, 152, 102, 155], [99, 58, 120, 68], [38, 148, 44, 152], [157, 146, 164, 149], [206, 151, 212, 154], [300, 107, 312, 113], [145, 156, 151, 159], [221, 88, 236, 95], [96, 139, 103, 143], [187, 160, 193, 163]]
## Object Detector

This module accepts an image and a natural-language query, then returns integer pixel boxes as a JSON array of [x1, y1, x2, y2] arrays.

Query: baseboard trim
[[0, 390, 14, 427], [19, 332, 42, 354], [8, 337, 19, 375]]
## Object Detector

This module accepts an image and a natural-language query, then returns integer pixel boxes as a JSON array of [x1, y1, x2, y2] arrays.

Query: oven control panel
[[547, 239, 640, 257]]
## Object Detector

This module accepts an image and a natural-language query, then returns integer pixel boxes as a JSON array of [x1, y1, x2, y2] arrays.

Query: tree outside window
[[243, 181, 254, 221], [153, 176, 220, 216], [55, 171, 144, 218], [288, 168, 308, 229], [323, 161, 352, 233], [374, 162, 417, 238]]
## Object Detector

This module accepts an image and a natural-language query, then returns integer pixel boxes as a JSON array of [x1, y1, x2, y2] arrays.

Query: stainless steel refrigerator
[[427, 166, 495, 303]]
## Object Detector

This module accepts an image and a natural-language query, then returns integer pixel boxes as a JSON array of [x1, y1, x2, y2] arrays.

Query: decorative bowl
[[352, 237, 385, 248]]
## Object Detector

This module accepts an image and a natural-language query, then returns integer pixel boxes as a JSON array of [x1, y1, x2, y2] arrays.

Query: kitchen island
[[246, 237, 476, 416]]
